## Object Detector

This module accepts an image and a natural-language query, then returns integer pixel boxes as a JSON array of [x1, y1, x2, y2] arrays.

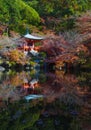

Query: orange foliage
[[8, 49, 27, 64]]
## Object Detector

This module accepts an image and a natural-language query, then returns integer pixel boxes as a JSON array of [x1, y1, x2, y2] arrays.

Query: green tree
[[0, 0, 40, 32], [25, 0, 91, 17]]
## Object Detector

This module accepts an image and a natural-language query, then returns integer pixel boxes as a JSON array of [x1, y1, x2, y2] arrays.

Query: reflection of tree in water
[[0, 70, 91, 130], [0, 70, 44, 103], [0, 97, 91, 130], [39, 70, 91, 130], [41, 70, 91, 111], [0, 69, 91, 109]]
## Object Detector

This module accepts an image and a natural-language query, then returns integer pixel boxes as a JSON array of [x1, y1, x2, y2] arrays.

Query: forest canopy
[[24, 0, 91, 17], [0, 0, 40, 32], [0, 0, 91, 33]]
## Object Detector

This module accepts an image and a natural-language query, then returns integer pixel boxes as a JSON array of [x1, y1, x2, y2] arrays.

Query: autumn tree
[[8, 50, 28, 65]]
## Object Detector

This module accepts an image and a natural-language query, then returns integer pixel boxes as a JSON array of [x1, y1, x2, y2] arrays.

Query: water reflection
[[0, 69, 44, 102], [0, 68, 91, 130], [0, 69, 91, 110]]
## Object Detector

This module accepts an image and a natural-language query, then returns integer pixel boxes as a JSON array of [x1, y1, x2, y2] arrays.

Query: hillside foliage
[[0, 0, 91, 33], [0, 0, 40, 33]]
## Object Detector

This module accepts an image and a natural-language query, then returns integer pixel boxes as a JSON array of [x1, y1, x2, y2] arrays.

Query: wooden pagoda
[[23, 33, 44, 54]]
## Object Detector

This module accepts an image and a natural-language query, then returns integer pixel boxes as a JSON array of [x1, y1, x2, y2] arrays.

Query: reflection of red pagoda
[[23, 79, 39, 90], [22, 33, 44, 55]]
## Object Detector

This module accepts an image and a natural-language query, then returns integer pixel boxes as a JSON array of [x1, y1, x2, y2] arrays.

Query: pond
[[0, 67, 91, 130]]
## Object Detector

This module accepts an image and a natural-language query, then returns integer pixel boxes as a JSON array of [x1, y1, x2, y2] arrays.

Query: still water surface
[[0, 68, 91, 130]]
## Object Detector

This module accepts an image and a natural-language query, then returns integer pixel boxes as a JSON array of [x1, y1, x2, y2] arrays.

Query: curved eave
[[24, 33, 45, 40]]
